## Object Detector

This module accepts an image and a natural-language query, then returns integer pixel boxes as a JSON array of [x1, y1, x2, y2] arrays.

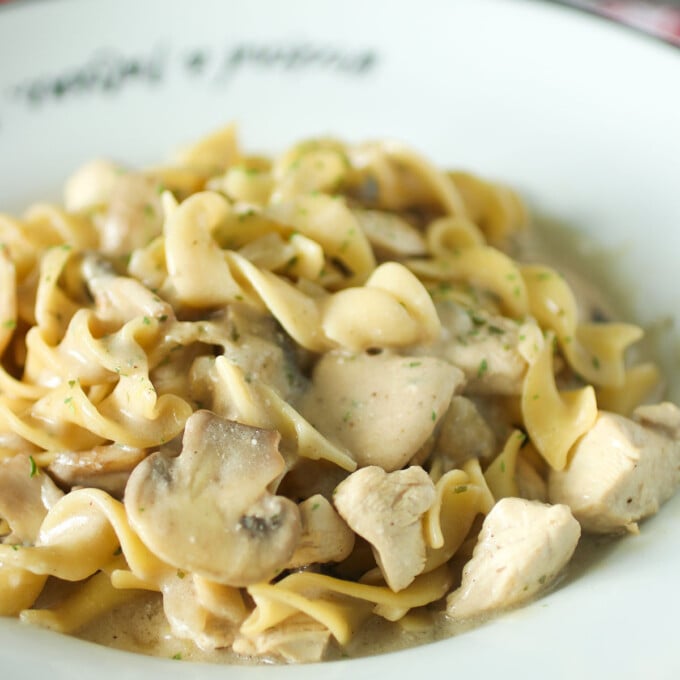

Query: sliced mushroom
[[0, 454, 64, 543], [125, 410, 301, 586], [333, 466, 435, 591], [288, 495, 355, 569], [300, 351, 463, 471], [435, 395, 497, 468], [48, 444, 147, 498]]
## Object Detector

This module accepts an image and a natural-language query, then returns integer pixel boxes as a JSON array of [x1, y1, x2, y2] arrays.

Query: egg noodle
[[1, 125, 677, 663]]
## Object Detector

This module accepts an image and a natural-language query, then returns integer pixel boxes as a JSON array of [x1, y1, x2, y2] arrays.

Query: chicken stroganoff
[[1, 125, 679, 663]]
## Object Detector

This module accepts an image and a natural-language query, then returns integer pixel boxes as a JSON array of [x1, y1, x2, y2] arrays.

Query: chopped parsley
[[477, 358, 489, 378], [29, 455, 38, 478]]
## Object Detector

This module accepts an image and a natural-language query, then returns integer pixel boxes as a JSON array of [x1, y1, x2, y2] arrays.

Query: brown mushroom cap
[[125, 410, 301, 586]]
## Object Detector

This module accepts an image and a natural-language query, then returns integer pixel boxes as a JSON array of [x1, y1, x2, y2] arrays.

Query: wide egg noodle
[[521, 332, 598, 470]]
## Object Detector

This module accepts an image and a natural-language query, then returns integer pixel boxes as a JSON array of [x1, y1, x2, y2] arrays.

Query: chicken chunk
[[548, 409, 680, 533], [287, 494, 355, 569], [425, 301, 542, 396], [300, 351, 463, 471], [333, 466, 435, 591], [446, 498, 580, 618]]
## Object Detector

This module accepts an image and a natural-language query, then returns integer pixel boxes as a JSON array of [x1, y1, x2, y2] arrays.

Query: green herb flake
[[11, 544, 20, 551], [536, 272, 552, 281], [538, 574, 547, 585], [499, 460, 506, 473], [29, 455, 38, 478], [171, 653, 183, 661], [407, 361, 422, 368], [158, 314, 168, 322], [2, 319, 16, 329], [68, 379, 76, 387], [592, 356, 601, 370], [454, 485, 468, 494], [488, 325, 505, 335], [143, 203, 156, 219], [142, 316, 151, 326], [431, 410, 437, 422], [477, 358, 488, 378], [113, 546, 123, 556], [467, 310, 486, 327], [177, 569, 186, 579], [311, 502, 321, 511], [64, 396, 73, 405]]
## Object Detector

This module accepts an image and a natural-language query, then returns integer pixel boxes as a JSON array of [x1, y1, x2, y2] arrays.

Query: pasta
[[1, 124, 679, 664]]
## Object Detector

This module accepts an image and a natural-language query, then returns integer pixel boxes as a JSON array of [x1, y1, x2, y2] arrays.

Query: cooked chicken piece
[[333, 466, 435, 591], [233, 615, 332, 663], [0, 454, 63, 543], [446, 498, 580, 618], [548, 408, 680, 533], [300, 350, 463, 471], [47, 444, 146, 497], [288, 495, 355, 569], [435, 395, 497, 468], [125, 411, 301, 586], [633, 401, 680, 437], [162, 573, 243, 650], [64, 159, 126, 213], [426, 301, 542, 395], [97, 173, 164, 256]]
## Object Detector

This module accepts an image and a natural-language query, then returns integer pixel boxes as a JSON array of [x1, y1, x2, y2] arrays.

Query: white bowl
[[1, 1, 679, 678]]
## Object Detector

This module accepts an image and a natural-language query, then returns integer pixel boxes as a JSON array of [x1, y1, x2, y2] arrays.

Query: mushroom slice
[[48, 444, 146, 498], [288, 495, 355, 569], [0, 454, 64, 543], [125, 410, 301, 586], [333, 466, 435, 592]]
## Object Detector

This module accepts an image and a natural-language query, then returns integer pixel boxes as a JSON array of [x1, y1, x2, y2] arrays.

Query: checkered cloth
[[561, 1, 680, 45], [1, 1, 679, 47]]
